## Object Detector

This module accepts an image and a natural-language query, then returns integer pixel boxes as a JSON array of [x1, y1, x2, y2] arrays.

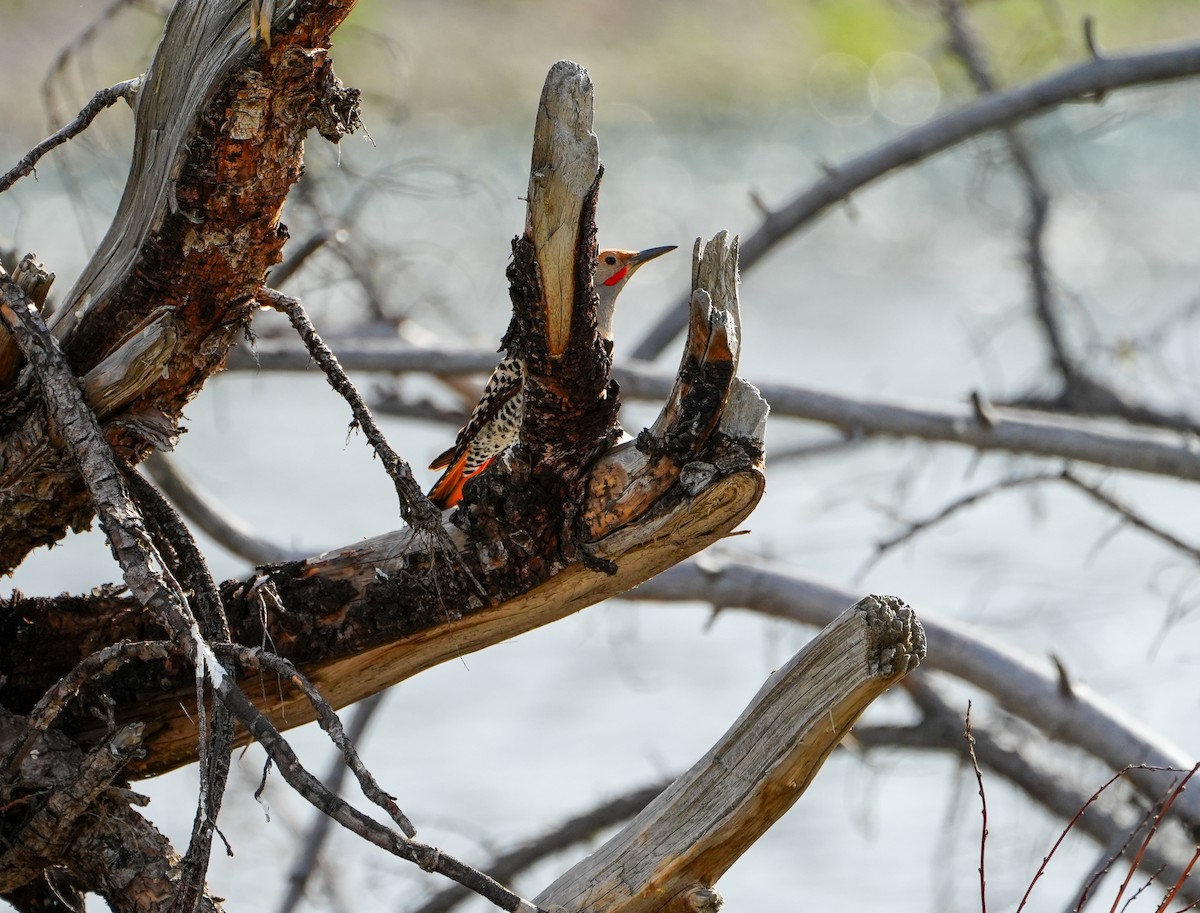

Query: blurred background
[[3, 1, 1200, 911]]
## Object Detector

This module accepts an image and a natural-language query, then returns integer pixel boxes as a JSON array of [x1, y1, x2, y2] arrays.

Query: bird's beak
[[627, 245, 677, 269]]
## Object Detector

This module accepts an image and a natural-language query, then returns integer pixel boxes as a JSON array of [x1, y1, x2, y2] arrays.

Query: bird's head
[[594, 245, 676, 339]]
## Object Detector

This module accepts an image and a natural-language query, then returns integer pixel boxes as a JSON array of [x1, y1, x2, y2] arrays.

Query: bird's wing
[[427, 357, 522, 471]]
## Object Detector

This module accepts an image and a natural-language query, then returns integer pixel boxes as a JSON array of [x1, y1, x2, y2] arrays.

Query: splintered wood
[[584, 231, 761, 545], [527, 61, 600, 358]]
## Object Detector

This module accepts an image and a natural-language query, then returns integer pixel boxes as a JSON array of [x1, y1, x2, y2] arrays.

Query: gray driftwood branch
[[536, 595, 925, 913]]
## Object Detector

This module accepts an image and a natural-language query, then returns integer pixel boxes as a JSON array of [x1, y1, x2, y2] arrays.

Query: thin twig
[[0, 78, 140, 195], [412, 780, 670, 913], [1072, 813, 1161, 913], [940, 0, 1070, 381], [862, 676, 1199, 907], [268, 226, 348, 291], [1156, 847, 1200, 913], [257, 289, 446, 534], [40, 0, 150, 122], [858, 472, 1059, 579], [964, 702, 989, 913], [1059, 470, 1200, 562], [224, 646, 415, 838], [26, 640, 176, 732], [862, 466, 1200, 583], [1109, 766, 1200, 913], [277, 692, 387, 913]]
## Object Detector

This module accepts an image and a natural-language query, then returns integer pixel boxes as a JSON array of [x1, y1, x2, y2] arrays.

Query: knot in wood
[[414, 845, 440, 873], [680, 883, 723, 913], [678, 461, 717, 495]]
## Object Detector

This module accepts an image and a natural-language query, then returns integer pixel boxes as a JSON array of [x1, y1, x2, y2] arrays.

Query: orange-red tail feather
[[427, 455, 493, 509]]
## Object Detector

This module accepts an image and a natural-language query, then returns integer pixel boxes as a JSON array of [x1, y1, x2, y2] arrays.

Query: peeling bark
[[0, 0, 362, 574]]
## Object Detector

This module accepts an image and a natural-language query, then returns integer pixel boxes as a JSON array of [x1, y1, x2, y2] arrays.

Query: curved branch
[[631, 557, 1200, 832], [0, 0, 363, 574], [631, 38, 1200, 360], [0, 78, 141, 195]]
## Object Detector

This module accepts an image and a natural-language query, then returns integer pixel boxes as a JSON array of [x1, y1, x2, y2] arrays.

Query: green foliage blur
[[1, 0, 1197, 138]]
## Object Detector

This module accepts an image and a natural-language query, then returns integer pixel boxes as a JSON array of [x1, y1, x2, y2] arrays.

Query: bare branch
[[631, 557, 1200, 831], [859, 472, 1059, 578], [631, 38, 1200, 360], [964, 702, 989, 913], [857, 676, 1199, 905], [259, 288, 446, 534], [143, 453, 307, 565], [267, 226, 348, 291], [0, 0, 365, 574], [413, 780, 671, 913], [537, 595, 924, 912], [940, 0, 1071, 383], [225, 646, 414, 838], [0, 78, 140, 195], [1058, 469, 1200, 562], [0, 276, 541, 913], [277, 693, 387, 913], [750, 382, 1200, 483], [225, 342, 1200, 484]]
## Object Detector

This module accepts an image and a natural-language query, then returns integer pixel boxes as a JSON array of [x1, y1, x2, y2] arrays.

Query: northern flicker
[[427, 245, 676, 508]]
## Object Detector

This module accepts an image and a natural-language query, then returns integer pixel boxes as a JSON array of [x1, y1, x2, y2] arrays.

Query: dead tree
[[0, 3, 922, 910]]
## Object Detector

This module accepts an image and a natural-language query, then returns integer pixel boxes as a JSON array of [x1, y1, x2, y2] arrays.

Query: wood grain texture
[[1, 50, 768, 790], [527, 61, 599, 358], [536, 595, 926, 913]]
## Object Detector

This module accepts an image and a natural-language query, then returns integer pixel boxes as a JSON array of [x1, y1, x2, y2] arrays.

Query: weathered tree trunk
[[0, 0, 361, 573]]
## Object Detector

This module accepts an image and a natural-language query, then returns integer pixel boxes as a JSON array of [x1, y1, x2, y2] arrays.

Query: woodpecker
[[427, 245, 676, 509]]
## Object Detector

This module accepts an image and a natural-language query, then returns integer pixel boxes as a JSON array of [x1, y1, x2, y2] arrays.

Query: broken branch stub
[[526, 60, 601, 360], [537, 596, 926, 913], [507, 59, 614, 467], [584, 231, 756, 543], [459, 60, 616, 569]]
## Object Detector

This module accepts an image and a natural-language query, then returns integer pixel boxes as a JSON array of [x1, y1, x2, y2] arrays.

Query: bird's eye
[[604, 255, 617, 265]]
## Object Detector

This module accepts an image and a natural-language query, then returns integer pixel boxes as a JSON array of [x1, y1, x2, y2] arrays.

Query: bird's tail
[[427, 454, 492, 509]]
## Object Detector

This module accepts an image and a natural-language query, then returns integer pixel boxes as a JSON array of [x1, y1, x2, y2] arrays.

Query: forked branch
[[2, 62, 766, 787]]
